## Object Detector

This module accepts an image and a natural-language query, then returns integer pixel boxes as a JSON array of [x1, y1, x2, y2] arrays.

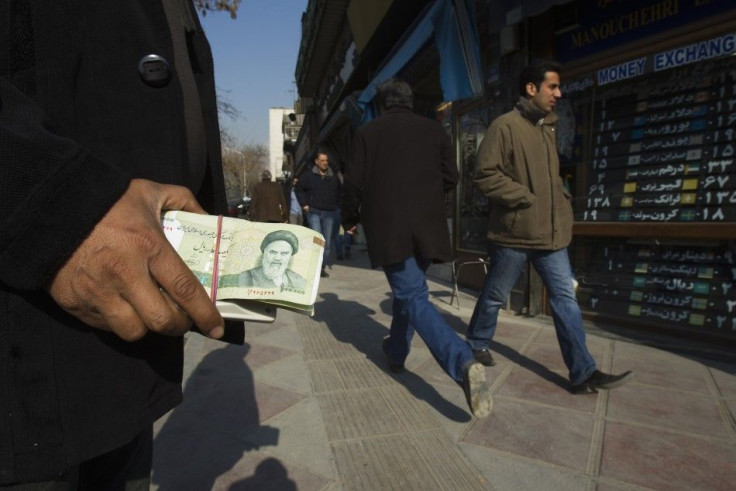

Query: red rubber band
[[210, 215, 223, 303]]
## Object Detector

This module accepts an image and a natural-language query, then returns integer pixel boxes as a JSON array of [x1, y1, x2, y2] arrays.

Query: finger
[[149, 245, 224, 339], [154, 182, 206, 214], [121, 279, 194, 337], [98, 298, 150, 342]]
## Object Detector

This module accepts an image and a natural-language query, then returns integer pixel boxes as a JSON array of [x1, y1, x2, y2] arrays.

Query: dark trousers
[[1, 427, 152, 491]]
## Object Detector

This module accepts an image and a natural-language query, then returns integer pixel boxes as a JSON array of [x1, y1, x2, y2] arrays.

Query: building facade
[[291, 0, 736, 346], [268, 107, 295, 181]]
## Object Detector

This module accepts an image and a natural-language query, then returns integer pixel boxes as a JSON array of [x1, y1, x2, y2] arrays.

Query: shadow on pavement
[[229, 458, 297, 490], [150, 343, 280, 490], [316, 292, 471, 423]]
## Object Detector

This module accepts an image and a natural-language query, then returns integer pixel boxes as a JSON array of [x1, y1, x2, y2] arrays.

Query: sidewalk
[[151, 249, 736, 490]]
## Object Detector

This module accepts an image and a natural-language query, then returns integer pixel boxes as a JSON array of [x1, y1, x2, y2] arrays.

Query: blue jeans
[[383, 256, 475, 384], [332, 207, 352, 259], [307, 208, 336, 268], [467, 246, 596, 385]]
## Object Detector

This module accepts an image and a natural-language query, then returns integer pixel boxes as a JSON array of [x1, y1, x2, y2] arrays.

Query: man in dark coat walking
[[249, 170, 288, 223], [342, 78, 492, 418]]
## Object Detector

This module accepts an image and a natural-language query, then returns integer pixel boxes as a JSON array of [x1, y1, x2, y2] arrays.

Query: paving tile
[[462, 398, 594, 472], [242, 319, 279, 342], [607, 383, 728, 437], [246, 398, 336, 481], [486, 339, 532, 365], [245, 342, 297, 371], [151, 384, 295, 490], [611, 352, 711, 394], [251, 380, 309, 427], [308, 357, 395, 394], [496, 365, 597, 412], [484, 344, 574, 394], [318, 386, 440, 441], [409, 381, 474, 439], [249, 321, 303, 352], [523, 343, 576, 374], [332, 431, 487, 491], [298, 317, 362, 361], [600, 421, 736, 490], [461, 444, 590, 491], [178, 345, 273, 431], [612, 341, 696, 363], [709, 361, 736, 399], [254, 352, 312, 395], [723, 398, 736, 429], [309, 359, 349, 393], [213, 451, 332, 491], [595, 480, 652, 490]]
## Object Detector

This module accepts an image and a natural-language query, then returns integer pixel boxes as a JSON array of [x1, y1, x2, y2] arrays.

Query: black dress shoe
[[382, 336, 404, 374], [472, 349, 497, 366], [571, 370, 633, 394], [320, 269, 329, 278]]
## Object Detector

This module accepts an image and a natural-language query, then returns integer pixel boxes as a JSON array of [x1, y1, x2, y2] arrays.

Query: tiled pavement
[[151, 250, 736, 490]]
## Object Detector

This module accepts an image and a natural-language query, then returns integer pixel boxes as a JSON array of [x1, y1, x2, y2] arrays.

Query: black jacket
[[0, 1, 227, 483], [295, 165, 341, 211], [343, 107, 458, 267]]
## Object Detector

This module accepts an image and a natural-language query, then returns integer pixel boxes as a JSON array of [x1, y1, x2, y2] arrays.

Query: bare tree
[[216, 88, 242, 148], [194, 0, 242, 19], [221, 143, 268, 205]]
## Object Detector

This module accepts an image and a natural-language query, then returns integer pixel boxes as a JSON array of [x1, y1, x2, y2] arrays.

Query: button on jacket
[[474, 97, 574, 250]]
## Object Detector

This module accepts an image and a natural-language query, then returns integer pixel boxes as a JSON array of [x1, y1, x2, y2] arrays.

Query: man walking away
[[343, 78, 492, 417], [249, 170, 288, 223], [469, 59, 632, 394]]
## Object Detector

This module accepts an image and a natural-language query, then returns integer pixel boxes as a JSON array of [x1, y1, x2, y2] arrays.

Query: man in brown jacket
[[343, 78, 492, 417], [249, 170, 288, 223], [469, 60, 632, 394]]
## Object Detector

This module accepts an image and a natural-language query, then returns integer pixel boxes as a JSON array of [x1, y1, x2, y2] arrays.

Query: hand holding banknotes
[[48, 179, 225, 341]]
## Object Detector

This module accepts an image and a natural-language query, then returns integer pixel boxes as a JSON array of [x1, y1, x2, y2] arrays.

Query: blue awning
[[357, 0, 483, 122]]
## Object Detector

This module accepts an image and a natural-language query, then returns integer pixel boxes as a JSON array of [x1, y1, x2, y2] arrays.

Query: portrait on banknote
[[235, 230, 307, 293], [162, 211, 324, 315]]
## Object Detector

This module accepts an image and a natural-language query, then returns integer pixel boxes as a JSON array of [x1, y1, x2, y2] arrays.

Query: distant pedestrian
[[332, 166, 353, 260], [296, 151, 340, 278], [288, 178, 304, 225], [469, 59, 633, 394], [342, 78, 492, 417], [249, 170, 288, 223]]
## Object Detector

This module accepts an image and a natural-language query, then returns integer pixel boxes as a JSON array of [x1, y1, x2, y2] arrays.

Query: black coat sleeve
[[0, 77, 130, 291], [342, 131, 365, 230]]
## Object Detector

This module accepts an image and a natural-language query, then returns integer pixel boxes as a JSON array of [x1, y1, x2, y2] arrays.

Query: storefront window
[[456, 100, 504, 252], [566, 50, 736, 338]]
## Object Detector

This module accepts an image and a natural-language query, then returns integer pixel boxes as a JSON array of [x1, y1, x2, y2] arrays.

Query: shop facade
[[456, 0, 736, 344], [292, 0, 736, 345]]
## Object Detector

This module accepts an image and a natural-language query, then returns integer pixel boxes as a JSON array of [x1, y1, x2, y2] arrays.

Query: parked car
[[236, 196, 251, 218]]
